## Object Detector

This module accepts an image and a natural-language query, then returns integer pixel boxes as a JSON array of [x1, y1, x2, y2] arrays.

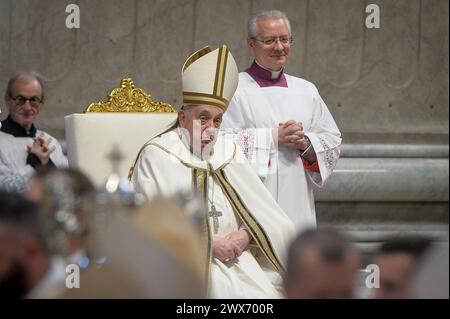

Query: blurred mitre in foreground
[[62, 195, 206, 298]]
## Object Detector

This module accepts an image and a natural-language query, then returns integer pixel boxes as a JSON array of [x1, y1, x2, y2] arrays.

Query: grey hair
[[181, 104, 195, 112], [248, 10, 292, 38], [5, 71, 46, 100]]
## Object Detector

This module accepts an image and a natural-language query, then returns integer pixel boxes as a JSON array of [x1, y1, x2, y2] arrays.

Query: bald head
[[284, 229, 361, 299]]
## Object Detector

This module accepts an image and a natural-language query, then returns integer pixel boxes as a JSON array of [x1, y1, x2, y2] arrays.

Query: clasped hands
[[212, 229, 252, 263], [274, 120, 309, 151], [27, 132, 56, 166]]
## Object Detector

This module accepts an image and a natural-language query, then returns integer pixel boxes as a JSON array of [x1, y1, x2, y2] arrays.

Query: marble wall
[[0, 0, 448, 140], [1, 0, 448, 251]]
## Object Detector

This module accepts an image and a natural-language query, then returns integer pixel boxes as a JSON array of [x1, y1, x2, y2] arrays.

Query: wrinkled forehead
[[11, 76, 43, 97], [183, 104, 224, 116], [256, 17, 289, 35]]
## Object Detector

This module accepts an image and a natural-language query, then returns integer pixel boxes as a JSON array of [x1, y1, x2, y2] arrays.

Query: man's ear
[[4, 95, 13, 112], [178, 110, 186, 128], [247, 37, 254, 49]]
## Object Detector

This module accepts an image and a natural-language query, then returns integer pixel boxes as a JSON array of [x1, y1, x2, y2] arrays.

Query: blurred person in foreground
[[24, 167, 96, 268], [372, 236, 432, 299], [0, 191, 66, 298], [21, 168, 205, 298], [61, 194, 206, 299], [283, 229, 361, 299]]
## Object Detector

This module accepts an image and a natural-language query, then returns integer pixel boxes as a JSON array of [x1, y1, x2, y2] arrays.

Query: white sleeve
[[0, 156, 35, 193], [40, 132, 68, 168], [131, 146, 160, 200], [50, 141, 68, 168], [305, 92, 342, 187], [221, 94, 275, 180]]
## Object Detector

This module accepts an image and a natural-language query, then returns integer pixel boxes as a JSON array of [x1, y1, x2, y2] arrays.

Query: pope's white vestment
[[131, 128, 295, 298]]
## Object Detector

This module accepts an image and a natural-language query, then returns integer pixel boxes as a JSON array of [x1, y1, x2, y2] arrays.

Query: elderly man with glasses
[[0, 72, 67, 192], [221, 10, 342, 231]]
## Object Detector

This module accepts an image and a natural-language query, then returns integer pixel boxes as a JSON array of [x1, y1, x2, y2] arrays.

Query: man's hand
[[275, 120, 309, 151], [27, 133, 55, 166], [212, 235, 241, 263], [225, 229, 252, 257]]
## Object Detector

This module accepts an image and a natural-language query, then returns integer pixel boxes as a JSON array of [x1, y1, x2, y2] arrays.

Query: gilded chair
[[64, 78, 177, 187]]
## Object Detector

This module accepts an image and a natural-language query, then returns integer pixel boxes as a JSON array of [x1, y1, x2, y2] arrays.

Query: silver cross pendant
[[209, 204, 222, 234]]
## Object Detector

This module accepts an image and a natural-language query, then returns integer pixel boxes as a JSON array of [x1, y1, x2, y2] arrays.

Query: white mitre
[[181, 45, 238, 111]]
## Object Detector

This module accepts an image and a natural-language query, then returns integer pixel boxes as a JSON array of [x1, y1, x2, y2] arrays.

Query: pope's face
[[248, 18, 291, 71], [178, 104, 224, 154], [5, 76, 44, 132]]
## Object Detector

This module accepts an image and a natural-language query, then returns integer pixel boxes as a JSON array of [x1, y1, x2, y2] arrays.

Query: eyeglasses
[[10, 95, 43, 107], [251, 36, 293, 46]]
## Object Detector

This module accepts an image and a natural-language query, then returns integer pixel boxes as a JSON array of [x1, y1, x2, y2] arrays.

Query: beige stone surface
[[0, 0, 448, 140]]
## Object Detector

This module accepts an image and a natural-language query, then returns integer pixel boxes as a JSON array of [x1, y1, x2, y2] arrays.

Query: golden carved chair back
[[65, 77, 178, 187], [84, 77, 176, 113]]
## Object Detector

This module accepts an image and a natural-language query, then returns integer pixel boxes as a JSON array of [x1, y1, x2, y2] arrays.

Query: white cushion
[[64, 113, 177, 187]]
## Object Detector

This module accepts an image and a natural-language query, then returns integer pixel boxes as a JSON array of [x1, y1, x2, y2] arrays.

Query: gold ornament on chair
[[84, 77, 176, 113]]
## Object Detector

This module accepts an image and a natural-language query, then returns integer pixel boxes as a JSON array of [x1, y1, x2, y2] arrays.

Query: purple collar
[[245, 61, 288, 88]]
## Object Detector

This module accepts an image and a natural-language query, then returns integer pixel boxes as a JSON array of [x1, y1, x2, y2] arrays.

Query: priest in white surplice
[[131, 45, 295, 298], [0, 72, 68, 193], [221, 11, 342, 231]]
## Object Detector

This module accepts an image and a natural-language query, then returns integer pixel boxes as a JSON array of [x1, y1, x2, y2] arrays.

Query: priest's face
[[5, 76, 44, 132], [248, 18, 291, 71], [178, 104, 223, 154]]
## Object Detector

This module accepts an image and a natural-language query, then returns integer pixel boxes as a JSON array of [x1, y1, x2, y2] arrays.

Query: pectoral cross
[[209, 204, 222, 234]]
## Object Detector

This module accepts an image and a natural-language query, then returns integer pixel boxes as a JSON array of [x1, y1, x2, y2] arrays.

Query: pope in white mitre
[[130, 45, 295, 298]]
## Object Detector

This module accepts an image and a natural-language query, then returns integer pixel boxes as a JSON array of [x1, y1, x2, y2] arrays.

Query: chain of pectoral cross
[[207, 170, 222, 234]]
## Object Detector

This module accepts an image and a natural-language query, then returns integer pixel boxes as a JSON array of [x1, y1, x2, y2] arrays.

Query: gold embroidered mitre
[[181, 45, 238, 111]]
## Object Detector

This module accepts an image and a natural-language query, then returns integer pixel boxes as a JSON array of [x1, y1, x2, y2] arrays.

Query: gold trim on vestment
[[128, 130, 236, 180], [192, 168, 212, 296], [129, 141, 194, 181], [214, 169, 285, 275]]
